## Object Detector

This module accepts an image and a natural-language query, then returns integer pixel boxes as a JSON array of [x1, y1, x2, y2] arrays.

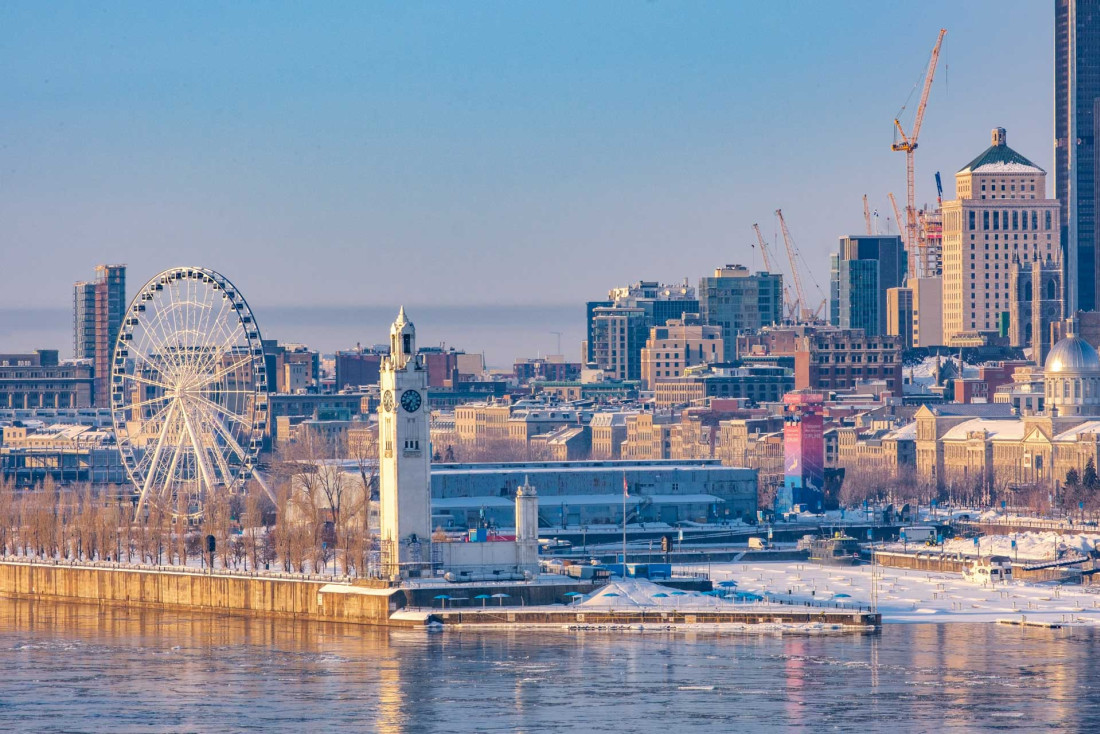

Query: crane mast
[[892, 28, 946, 281], [751, 222, 776, 273], [863, 195, 873, 235], [775, 209, 810, 323], [753, 222, 798, 321], [888, 192, 904, 242]]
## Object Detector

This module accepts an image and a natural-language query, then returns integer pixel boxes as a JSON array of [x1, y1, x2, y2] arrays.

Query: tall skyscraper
[[1056, 0, 1100, 311], [941, 129, 1059, 345], [73, 264, 126, 406], [698, 265, 783, 360], [829, 235, 905, 336]]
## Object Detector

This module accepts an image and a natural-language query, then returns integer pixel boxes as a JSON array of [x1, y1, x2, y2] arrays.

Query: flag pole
[[622, 472, 628, 575]]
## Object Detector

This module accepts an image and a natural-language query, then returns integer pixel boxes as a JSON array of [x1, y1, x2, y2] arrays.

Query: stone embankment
[[0, 559, 407, 626]]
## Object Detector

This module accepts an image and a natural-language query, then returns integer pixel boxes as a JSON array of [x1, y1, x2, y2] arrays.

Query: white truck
[[901, 526, 936, 544]]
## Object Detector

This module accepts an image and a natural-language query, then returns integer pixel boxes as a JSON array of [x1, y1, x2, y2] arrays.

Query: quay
[[0, 559, 879, 631], [427, 606, 879, 630]]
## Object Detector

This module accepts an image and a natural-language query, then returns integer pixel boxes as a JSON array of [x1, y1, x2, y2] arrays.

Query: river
[[1, 599, 1098, 732]]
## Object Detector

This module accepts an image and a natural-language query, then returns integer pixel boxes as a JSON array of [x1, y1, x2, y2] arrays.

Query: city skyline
[[2, 2, 1053, 312]]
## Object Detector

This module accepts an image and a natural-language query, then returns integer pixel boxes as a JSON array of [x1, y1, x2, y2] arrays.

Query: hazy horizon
[[0, 303, 586, 369], [1, 1, 1055, 319]]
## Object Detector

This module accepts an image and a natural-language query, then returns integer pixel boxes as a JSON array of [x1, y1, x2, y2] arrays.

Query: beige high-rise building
[[941, 128, 1060, 344], [910, 276, 943, 347], [639, 316, 723, 388], [886, 287, 914, 349]]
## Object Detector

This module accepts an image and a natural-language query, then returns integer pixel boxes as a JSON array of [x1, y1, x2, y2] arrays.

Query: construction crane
[[751, 222, 777, 273], [892, 28, 946, 281], [775, 209, 811, 323], [935, 171, 944, 206], [863, 195, 873, 235], [888, 192, 903, 239], [753, 222, 799, 322]]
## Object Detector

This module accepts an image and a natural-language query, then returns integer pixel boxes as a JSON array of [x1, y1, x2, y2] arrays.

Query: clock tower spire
[[378, 307, 432, 579]]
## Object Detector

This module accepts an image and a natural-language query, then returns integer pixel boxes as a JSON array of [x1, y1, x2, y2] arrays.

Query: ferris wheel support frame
[[112, 266, 271, 519]]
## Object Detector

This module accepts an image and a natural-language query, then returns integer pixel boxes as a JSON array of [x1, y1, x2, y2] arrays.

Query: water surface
[[0, 599, 1096, 732]]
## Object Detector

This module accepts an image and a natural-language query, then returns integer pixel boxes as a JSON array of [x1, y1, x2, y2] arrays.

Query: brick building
[[793, 329, 902, 393]]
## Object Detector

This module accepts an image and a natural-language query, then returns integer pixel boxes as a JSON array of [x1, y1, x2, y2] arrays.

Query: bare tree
[[0, 477, 14, 556]]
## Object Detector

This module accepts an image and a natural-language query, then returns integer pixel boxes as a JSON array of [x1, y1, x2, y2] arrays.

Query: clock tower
[[378, 307, 432, 579]]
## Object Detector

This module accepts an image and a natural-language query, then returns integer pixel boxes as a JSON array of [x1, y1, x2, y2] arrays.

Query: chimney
[[992, 127, 1007, 147]]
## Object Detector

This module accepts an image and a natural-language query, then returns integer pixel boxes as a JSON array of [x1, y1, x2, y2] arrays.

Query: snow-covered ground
[[689, 561, 1100, 625], [879, 530, 1100, 561], [935, 531, 1098, 561], [573, 578, 736, 610]]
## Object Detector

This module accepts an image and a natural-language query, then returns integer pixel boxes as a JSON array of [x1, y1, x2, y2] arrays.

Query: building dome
[[1045, 324, 1100, 417], [1044, 334, 1100, 375]]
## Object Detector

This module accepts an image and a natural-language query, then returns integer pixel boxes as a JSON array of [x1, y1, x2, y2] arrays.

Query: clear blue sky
[[0, 1, 1053, 311]]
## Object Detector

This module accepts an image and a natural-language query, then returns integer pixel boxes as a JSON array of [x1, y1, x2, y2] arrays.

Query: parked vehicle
[[962, 556, 1013, 585]]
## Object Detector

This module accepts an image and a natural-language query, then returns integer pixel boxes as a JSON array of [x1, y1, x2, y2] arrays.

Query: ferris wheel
[[111, 267, 271, 518]]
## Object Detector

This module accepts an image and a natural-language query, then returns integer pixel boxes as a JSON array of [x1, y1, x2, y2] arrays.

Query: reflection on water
[[1, 598, 1099, 732]]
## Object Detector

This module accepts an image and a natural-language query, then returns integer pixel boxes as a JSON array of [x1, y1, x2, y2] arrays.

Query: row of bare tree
[[0, 426, 382, 575]]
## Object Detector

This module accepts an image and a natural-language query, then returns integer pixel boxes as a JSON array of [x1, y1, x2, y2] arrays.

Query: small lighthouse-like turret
[[515, 476, 540, 574]]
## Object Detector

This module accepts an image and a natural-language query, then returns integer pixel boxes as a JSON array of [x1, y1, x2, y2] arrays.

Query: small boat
[[799, 534, 862, 566], [962, 556, 1013, 585]]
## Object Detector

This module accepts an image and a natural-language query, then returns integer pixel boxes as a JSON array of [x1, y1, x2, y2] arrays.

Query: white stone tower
[[378, 307, 433, 579], [514, 476, 540, 574]]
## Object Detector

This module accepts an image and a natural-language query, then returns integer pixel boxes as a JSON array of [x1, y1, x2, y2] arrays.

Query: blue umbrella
[[602, 592, 620, 598], [670, 591, 687, 596], [718, 580, 738, 588], [833, 593, 852, 599], [564, 591, 583, 605], [474, 594, 491, 607], [491, 593, 510, 606], [433, 594, 451, 609], [652, 592, 669, 598]]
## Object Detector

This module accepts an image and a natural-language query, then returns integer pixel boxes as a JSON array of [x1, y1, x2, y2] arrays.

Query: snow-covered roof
[[432, 493, 722, 510], [884, 422, 917, 441], [589, 412, 634, 427], [1054, 420, 1100, 442], [940, 418, 1024, 442], [970, 160, 1043, 174], [958, 139, 1043, 175]]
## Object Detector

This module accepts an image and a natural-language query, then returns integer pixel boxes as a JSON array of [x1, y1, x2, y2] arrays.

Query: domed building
[[914, 321, 1100, 491], [1044, 321, 1100, 417]]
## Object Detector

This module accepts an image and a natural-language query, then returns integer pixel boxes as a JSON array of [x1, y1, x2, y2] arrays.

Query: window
[[983, 211, 990, 229]]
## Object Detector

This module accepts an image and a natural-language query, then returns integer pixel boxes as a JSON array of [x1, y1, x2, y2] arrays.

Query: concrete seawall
[[0, 560, 410, 627]]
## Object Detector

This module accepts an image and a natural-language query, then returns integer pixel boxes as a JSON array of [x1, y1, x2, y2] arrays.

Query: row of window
[[967, 209, 1052, 231]]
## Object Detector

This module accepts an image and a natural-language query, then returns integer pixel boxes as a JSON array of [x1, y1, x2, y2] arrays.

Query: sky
[[1, 1, 1055, 317]]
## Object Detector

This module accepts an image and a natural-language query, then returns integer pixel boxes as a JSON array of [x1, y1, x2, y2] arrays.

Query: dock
[[996, 618, 1065, 629], [426, 605, 880, 630]]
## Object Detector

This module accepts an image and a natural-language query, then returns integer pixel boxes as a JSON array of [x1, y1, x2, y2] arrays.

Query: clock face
[[400, 389, 422, 413], [381, 390, 394, 412]]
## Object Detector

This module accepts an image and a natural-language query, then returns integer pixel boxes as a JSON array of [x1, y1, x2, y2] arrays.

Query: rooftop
[[958, 128, 1043, 175], [940, 418, 1025, 442]]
